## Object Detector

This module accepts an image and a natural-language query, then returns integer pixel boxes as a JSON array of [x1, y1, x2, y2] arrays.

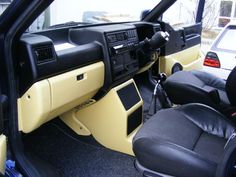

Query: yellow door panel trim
[[61, 79, 143, 156], [159, 45, 204, 75], [18, 61, 104, 133], [0, 134, 7, 174]]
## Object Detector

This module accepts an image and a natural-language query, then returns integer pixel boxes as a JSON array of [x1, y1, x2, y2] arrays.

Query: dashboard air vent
[[34, 46, 55, 64]]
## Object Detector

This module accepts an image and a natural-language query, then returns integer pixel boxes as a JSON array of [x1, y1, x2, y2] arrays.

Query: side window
[[162, 0, 198, 28], [0, 0, 13, 15], [202, 0, 220, 30], [220, 1, 232, 17]]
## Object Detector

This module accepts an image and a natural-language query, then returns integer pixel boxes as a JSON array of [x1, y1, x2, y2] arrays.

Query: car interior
[[1, 0, 236, 177]]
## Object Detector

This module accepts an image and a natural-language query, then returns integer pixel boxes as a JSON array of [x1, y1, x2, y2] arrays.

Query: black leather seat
[[163, 67, 236, 113], [133, 103, 236, 177]]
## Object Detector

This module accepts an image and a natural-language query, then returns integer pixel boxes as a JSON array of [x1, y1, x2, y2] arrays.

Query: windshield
[[29, 0, 161, 32]]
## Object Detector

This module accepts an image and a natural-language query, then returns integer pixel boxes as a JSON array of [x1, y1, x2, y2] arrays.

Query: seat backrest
[[226, 66, 236, 106]]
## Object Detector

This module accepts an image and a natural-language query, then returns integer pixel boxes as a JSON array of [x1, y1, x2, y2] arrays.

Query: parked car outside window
[[203, 23, 236, 79]]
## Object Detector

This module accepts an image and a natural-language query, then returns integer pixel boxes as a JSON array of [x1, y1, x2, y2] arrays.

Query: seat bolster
[[191, 70, 226, 91], [133, 137, 216, 177], [164, 81, 219, 107], [175, 104, 236, 139], [164, 71, 204, 87]]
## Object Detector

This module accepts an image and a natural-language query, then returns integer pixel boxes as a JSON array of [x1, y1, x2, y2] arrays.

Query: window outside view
[[201, 0, 236, 53], [28, 0, 160, 31], [0, 0, 234, 50]]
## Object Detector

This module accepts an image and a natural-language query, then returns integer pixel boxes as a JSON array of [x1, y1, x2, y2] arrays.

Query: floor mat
[[23, 120, 140, 177]]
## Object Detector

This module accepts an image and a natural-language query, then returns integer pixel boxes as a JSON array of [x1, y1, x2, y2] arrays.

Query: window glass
[[28, 0, 161, 32], [0, 0, 13, 16], [202, 0, 221, 29], [220, 1, 232, 17], [217, 28, 236, 52], [162, 0, 198, 27]]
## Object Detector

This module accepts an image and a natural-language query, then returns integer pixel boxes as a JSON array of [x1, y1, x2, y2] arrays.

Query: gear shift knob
[[149, 31, 169, 50], [157, 73, 167, 82]]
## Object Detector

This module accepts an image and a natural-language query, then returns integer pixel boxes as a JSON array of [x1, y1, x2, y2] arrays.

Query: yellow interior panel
[[47, 62, 104, 119], [61, 79, 143, 156], [18, 80, 51, 133], [18, 61, 104, 133], [159, 45, 204, 75], [0, 134, 6, 174]]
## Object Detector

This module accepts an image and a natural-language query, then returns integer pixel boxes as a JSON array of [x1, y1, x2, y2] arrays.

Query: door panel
[[160, 45, 203, 75], [0, 135, 6, 174], [158, 0, 205, 75], [159, 22, 203, 75]]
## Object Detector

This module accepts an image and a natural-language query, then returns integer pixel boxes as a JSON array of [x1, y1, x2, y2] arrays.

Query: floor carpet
[[23, 120, 140, 177]]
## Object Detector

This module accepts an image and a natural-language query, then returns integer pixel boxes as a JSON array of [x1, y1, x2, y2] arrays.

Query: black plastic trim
[[171, 63, 183, 74], [134, 160, 165, 177], [127, 106, 143, 135], [196, 0, 206, 23], [117, 83, 141, 110], [160, 22, 202, 56]]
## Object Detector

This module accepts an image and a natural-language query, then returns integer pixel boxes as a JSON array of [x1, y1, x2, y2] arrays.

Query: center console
[[69, 24, 141, 88], [61, 79, 143, 155], [105, 30, 139, 80]]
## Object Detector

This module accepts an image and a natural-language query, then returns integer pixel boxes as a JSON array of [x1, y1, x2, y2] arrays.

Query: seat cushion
[[163, 70, 229, 111], [133, 104, 236, 177]]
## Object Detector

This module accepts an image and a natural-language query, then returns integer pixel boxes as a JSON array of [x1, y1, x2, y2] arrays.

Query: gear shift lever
[[156, 73, 167, 84], [147, 73, 171, 119]]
